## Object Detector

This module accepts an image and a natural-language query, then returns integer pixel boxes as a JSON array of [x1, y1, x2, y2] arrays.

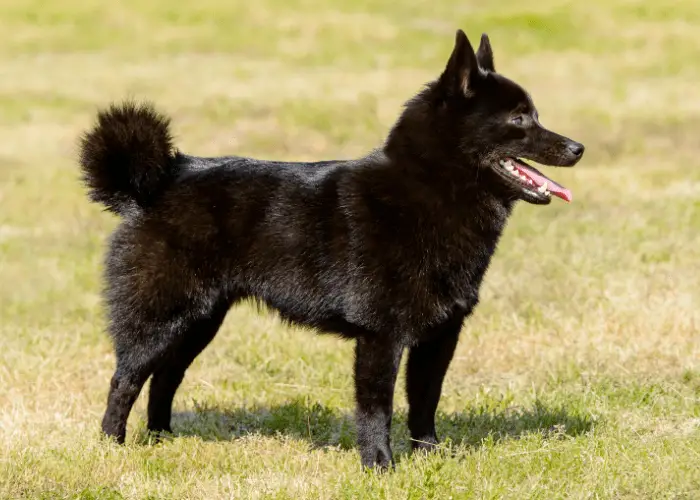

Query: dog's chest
[[435, 230, 499, 297], [421, 203, 510, 315]]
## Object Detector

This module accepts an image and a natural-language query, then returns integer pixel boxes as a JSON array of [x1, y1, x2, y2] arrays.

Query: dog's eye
[[511, 116, 524, 126]]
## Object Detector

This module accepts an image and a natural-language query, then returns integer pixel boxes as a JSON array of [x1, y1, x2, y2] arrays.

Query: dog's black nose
[[568, 142, 584, 157]]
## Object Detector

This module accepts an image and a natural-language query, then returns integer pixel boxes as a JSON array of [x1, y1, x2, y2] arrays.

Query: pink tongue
[[515, 162, 572, 203]]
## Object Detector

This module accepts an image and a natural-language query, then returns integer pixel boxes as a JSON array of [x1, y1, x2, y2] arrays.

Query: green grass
[[1, 0, 700, 498]]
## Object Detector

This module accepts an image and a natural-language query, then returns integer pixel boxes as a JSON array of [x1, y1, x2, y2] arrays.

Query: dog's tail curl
[[79, 101, 179, 217]]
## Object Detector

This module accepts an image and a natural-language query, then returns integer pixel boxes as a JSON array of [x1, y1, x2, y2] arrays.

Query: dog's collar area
[[498, 158, 572, 202]]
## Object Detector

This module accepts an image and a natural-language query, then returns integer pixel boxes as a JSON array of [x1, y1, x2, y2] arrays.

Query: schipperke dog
[[79, 29, 584, 470]]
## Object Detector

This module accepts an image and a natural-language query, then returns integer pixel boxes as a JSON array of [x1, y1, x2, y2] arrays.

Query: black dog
[[79, 29, 584, 469]]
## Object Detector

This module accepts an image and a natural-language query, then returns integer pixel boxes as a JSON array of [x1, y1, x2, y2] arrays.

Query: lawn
[[1, 0, 700, 498]]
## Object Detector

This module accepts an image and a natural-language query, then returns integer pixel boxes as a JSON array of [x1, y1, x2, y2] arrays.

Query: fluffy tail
[[79, 101, 179, 217]]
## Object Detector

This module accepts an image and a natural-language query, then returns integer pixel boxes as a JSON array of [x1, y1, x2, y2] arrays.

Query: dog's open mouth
[[498, 157, 572, 203]]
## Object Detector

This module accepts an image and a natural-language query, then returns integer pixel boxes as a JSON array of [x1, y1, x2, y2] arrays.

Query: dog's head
[[395, 30, 584, 205]]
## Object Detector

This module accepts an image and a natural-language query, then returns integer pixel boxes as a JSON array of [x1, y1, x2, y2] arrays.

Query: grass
[[1, 0, 699, 497]]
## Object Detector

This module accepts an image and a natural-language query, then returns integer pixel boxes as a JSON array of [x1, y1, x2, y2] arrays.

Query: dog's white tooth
[[510, 169, 519, 176], [520, 174, 527, 181], [499, 160, 505, 166], [505, 164, 514, 171], [538, 181, 548, 193], [528, 179, 534, 185]]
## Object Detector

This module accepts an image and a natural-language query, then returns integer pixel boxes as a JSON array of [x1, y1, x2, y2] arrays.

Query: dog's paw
[[360, 443, 395, 472]]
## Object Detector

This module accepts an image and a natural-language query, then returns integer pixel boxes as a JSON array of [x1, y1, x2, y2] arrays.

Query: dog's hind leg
[[101, 296, 229, 444], [354, 336, 404, 470], [406, 315, 463, 453], [102, 336, 170, 444], [101, 315, 191, 443], [146, 300, 230, 435]]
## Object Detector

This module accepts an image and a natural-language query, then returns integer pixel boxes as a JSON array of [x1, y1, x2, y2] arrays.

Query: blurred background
[[1, 0, 699, 498]]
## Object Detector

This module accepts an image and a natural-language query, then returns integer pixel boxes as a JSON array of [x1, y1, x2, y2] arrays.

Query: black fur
[[79, 30, 584, 470], [80, 101, 178, 217]]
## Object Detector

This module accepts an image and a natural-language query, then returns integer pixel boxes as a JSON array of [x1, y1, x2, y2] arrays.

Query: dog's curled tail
[[79, 101, 179, 217]]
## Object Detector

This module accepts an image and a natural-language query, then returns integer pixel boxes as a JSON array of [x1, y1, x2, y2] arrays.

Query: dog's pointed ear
[[440, 29, 480, 96], [476, 33, 495, 72]]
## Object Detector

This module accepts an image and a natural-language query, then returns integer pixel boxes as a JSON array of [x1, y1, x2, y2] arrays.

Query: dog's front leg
[[406, 315, 463, 452], [354, 336, 404, 471]]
